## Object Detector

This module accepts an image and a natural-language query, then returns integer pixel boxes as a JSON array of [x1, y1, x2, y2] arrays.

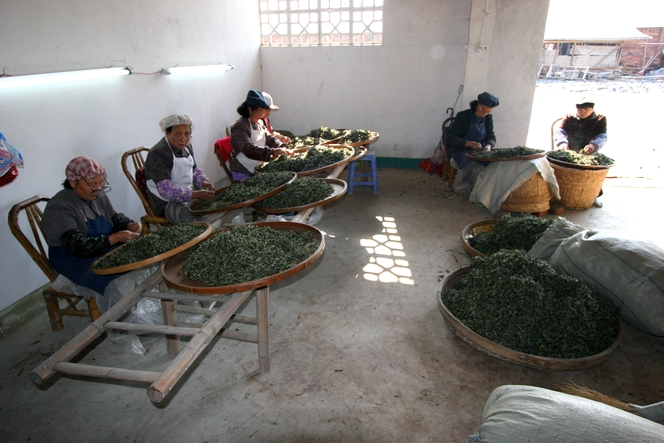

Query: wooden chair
[[441, 116, 456, 188], [551, 117, 563, 150], [8, 195, 102, 331], [121, 147, 169, 233], [214, 137, 236, 183]]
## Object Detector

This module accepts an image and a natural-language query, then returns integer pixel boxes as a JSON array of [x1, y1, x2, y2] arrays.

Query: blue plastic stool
[[348, 150, 378, 194]]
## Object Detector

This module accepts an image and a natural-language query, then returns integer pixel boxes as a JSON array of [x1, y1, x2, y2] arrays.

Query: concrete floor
[[1, 168, 663, 442]]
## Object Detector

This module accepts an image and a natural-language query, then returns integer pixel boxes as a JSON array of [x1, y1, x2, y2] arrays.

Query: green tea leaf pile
[[289, 127, 348, 149], [337, 129, 378, 145], [470, 146, 544, 159], [279, 127, 377, 149], [191, 171, 294, 211], [254, 177, 334, 209], [256, 145, 351, 173], [441, 250, 620, 359], [546, 150, 615, 166], [93, 224, 207, 269], [306, 126, 348, 141], [469, 215, 554, 255], [184, 225, 320, 286]]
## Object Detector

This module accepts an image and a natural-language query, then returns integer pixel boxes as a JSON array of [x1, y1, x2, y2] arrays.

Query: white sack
[[472, 385, 664, 443], [528, 217, 587, 262], [547, 229, 664, 336]]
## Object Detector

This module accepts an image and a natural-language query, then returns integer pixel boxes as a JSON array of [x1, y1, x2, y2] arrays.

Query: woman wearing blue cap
[[446, 91, 500, 170], [229, 90, 293, 181]]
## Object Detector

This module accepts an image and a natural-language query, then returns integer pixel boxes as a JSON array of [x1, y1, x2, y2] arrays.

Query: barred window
[[260, 0, 383, 47]]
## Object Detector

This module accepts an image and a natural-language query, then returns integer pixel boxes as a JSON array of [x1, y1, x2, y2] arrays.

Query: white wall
[[0, 0, 262, 310], [262, 0, 549, 157], [0, 0, 550, 312], [261, 0, 471, 159], [485, 0, 551, 148]]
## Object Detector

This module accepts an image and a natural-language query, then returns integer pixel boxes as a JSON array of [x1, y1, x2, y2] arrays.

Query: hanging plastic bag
[[0, 131, 24, 187], [429, 137, 447, 165], [0, 131, 24, 175]]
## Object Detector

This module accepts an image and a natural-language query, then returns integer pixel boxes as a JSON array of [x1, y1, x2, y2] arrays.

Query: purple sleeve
[[155, 179, 193, 203], [193, 167, 210, 189]]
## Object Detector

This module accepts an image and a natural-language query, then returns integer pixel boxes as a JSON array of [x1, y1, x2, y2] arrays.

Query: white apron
[[146, 142, 195, 202], [236, 120, 267, 174]]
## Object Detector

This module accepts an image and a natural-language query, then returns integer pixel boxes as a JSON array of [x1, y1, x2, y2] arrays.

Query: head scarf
[[159, 114, 194, 132], [262, 92, 279, 110], [65, 156, 105, 181]]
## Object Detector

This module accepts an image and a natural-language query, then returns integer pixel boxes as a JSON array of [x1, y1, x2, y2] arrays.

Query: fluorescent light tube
[[0, 67, 131, 90], [162, 64, 234, 76]]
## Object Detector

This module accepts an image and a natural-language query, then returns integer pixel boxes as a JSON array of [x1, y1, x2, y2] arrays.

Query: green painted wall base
[[375, 157, 423, 169]]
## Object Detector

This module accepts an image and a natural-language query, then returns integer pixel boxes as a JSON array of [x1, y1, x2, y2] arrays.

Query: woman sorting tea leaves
[[42, 156, 141, 296], [145, 114, 215, 223], [228, 90, 293, 181]]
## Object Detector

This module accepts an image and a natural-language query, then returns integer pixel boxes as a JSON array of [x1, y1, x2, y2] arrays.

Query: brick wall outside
[[621, 27, 664, 73]]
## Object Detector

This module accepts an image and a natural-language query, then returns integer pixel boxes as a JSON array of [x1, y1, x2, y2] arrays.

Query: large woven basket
[[550, 163, 609, 210], [500, 172, 552, 213]]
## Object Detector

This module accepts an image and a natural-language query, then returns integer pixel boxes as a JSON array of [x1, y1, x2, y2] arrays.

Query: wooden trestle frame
[[30, 152, 355, 403], [30, 270, 271, 403]]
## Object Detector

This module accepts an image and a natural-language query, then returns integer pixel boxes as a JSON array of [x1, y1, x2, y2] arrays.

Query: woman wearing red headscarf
[[42, 156, 141, 296]]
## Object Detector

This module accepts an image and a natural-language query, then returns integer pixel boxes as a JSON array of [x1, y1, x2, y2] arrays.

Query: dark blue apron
[[49, 214, 118, 295], [451, 115, 487, 169]]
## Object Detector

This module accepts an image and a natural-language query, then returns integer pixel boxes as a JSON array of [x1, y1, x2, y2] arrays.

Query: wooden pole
[[162, 299, 180, 358], [255, 286, 270, 373], [30, 271, 163, 387], [147, 290, 253, 403], [54, 362, 161, 383]]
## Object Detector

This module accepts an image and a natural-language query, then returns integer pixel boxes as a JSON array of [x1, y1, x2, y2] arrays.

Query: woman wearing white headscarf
[[261, 91, 291, 144], [42, 156, 141, 295], [145, 114, 215, 223]]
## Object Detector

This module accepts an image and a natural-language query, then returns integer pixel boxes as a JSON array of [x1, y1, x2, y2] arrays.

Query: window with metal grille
[[260, 0, 383, 47]]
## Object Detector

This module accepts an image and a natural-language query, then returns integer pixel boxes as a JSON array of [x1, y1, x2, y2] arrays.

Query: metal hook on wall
[[446, 85, 463, 117]]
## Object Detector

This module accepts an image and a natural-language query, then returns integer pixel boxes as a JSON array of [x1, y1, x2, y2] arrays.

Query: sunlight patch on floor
[[360, 216, 414, 285]]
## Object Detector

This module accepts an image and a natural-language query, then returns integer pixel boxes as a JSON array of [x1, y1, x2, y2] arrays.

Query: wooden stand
[[29, 145, 347, 403], [30, 271, 272, 404]]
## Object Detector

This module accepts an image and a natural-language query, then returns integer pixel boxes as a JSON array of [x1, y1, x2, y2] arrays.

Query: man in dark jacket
[[553, 97, 607, 154]]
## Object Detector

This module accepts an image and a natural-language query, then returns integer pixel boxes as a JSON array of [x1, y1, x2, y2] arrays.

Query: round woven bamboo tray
[[253, 178, 347, 214], [549, 162, 610, 210], [325, 143, 367, 161], [547, 156, 615, 171], [500, 172, 552, 213], [344, 133, 379, 147], [466, 151, 545, 162], [256, 145, 354, 177], [91, 222, 212, 275], [188, 172, 297, 215], [161, 221, 325, 294], [461, 220, 496, 258], [351, 146, 368, 161], [437, 267, 623, 371]]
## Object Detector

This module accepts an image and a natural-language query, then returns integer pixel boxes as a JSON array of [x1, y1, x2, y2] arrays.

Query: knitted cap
[[245, 90, 271, 109], [478, 92, 500, 108]]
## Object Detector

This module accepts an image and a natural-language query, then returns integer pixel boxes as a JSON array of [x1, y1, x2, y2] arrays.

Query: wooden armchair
[[121, 147, 169, 233], [8, 195, 102, 331], [441, 116, 456, 188], [551, 117, 563, 150]]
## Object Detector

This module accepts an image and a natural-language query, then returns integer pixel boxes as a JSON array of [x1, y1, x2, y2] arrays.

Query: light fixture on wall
[[0, 67, 131, 90], [160, 63, 234, 76]]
